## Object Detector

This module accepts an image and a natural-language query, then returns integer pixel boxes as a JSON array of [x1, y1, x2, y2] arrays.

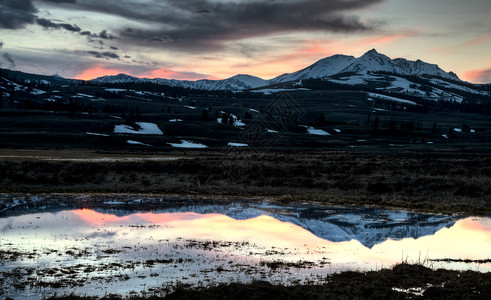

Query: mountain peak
[[364, 48, 379, 55]]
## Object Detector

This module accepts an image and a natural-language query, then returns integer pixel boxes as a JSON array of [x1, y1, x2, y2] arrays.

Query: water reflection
[[0, 204, 490, 299]]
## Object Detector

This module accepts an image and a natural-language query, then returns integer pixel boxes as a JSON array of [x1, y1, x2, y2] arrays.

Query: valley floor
[[0, 149, 489, 215]]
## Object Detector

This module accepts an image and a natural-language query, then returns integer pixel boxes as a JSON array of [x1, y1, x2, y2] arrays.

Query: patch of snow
[[442, 134, 449, 139], [300, 125, 330, 136], [251, 88, 310, 95], [111, 116, 123, 119], [334, 129, 341, 133], [169, 119, 183, 122], [217, 112, 246, 128], [367, 93, 418, 105], [266, 129, 279, 133], [228, 142, 248, 147], [249, 108, 260, 113], [427, 142, 434, 144], [470, 129, 476, 133], [114, 122, 164, 135], [430, 78, 489, 95], [127, 140, 152, 147], [105, 88, 127, 93], [184, 105, 197, 110], [31, 89, 47, 95], [392, 287, 425, 297], [169, 140, 208, 149], [86, 132, 110, 137], [453, 128, 462, 133], [76, 93, 94, 98]]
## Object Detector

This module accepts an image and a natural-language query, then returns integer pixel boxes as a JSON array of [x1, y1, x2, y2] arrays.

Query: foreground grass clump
[[42, 264, 491, 300]]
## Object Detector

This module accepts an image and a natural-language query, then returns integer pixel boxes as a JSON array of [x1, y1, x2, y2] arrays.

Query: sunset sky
[[1, 0, 490, 83]]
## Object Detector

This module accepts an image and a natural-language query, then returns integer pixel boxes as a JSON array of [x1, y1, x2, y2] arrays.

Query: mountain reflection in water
[[1, 203, 490, 299]]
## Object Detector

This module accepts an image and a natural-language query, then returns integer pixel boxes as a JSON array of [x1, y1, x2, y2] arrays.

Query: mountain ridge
[[93, 49, 462, 90]]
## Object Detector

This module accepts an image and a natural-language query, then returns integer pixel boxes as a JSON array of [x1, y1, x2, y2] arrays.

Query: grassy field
[[0, 149, 489, 215]]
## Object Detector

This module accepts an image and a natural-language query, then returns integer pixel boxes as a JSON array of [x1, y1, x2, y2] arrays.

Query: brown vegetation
[[0, 150, 489, 215]]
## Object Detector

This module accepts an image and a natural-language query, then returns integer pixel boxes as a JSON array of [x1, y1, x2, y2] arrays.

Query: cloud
[[58, 0, 384, 52], [39, 0, 77, 3], [85, 51, 120, 60], [98, 30, 116, 40], [2, 53, 16, 68], [463, 34, 491, 47], [0, 41, 3, 49], [36, 18, 81, 32], [464, 68, 491, 84], [0, 0, 37, 29]]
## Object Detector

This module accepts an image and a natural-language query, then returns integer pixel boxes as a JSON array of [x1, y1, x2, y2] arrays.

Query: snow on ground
[[328, 74, 385, 85], [300, 125, 330, 136], [111, 116, 123, 119], [86, 132, 110, 137], [430, 78, 489, 95], [169, 140, 208, 148], [75, 93, 94, 98], [228, 142, 248, 147], [334, 129, 342, 133], [453, 128, 462, 133], [127, 140, 152, 147], [31, 89, 47, 95], [114, 122, 164, 135], [266, 129, 279, 133], [184, 105, 197, 110], [169, 119, 183, 122], [217, 112, 246, 128], [367, 93, 418, 105], [442, 134, 449, 139], [427, 87, 464, 103], [249, 108, 260, 113], [385, 76, 425, 96], [105, 88, 127, 93], [251, 88, 310, 95]]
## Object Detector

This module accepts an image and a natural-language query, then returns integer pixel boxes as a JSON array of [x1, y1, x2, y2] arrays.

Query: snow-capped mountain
[[95, 73, 268, 91], [270, 49, 458, 83], [92, 49, 463, 91]]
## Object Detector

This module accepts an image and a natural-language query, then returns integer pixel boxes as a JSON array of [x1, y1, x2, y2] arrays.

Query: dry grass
[[0, 150, 489, 215]]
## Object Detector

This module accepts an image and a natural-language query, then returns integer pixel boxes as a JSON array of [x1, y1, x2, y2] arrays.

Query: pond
[[1, 199, 490, 299]]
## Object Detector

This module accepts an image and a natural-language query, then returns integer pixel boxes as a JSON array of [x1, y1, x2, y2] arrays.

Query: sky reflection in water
[[0, 206, 490, 298]]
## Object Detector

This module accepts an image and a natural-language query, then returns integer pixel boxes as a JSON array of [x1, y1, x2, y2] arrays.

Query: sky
[[0, 0, 490, 83]]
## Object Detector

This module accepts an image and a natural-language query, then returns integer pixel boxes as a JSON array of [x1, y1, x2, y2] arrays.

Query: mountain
[[95, 73, 268, 91], [270, 49, 458, 83], [92, 49, 463, 91]]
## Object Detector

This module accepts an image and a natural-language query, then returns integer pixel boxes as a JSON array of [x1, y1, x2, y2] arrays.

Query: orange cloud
[[464, 68, 491, 83], [74, 66, 126, 80], [355, 33, 414, 48], [138, 69, 218, 81], [464, 33, 491, 47]]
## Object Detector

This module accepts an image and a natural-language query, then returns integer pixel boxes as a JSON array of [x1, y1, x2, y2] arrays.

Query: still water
[[0, 201, 490, 298]]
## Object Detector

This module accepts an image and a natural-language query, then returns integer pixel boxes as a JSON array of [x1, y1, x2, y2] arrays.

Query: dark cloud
[[2, 53, 16, 68], [110, 46, 119, 50], [86, 51, 120, 60], [0, 41, 3, 49], [36, 18, 81, 32], [98, 30, 116, 40], [59, 0, 384, 52], [0, 0, 37, 29], [39, 0, 77, 3]]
